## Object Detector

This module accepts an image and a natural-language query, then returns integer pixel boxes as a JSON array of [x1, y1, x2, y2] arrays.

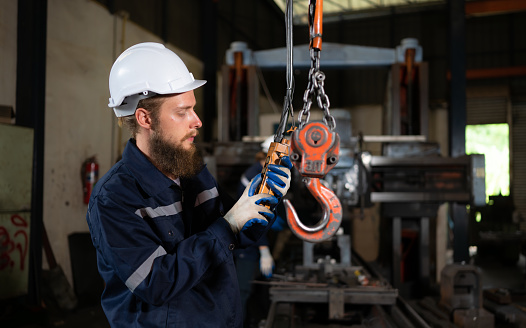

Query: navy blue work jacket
[[86, 139, 243, 327]]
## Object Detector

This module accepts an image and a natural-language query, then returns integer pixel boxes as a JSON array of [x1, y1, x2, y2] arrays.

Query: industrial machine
[[205, 0, 492, 326]]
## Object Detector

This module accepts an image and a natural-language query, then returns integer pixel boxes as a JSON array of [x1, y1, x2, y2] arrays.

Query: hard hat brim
[[111, 79, 207, 117], [167, 79, 206, 95]]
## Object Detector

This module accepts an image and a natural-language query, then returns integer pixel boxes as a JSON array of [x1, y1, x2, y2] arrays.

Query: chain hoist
[[284, 0, 343, 243]]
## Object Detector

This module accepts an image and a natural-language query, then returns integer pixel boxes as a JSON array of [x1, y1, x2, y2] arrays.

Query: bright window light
[[466, 124, 510, 202]]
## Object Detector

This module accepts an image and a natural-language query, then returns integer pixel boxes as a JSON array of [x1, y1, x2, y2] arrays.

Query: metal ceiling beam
[[466, 0, 526, 16], [251, 39, 422, 69], [293, 1, 446, 24], [254, 43, 395, 68], [466, 66, 526, 79]]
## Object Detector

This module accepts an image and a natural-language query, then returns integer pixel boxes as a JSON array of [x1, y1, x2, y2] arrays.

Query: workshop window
[[466, 123, 510, 204]]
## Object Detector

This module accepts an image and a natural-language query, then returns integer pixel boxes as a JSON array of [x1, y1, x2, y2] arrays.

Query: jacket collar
[[121, 139, 175, 196]]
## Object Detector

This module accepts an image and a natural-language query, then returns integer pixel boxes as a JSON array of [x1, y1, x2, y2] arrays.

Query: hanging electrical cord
[[274, 0, 296, 143], [285, 0, 295, 116]]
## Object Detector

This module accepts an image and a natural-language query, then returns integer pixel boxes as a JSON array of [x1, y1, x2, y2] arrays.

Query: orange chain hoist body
[[289, 122, 340, 178]]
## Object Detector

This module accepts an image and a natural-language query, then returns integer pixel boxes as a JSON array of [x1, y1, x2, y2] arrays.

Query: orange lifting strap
[[309, 0, 323, 51]]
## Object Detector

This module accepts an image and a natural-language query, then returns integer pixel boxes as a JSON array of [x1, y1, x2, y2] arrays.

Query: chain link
[[298, 48, 336, 131]]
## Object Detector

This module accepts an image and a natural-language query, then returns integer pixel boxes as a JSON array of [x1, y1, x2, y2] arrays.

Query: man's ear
[[135, 108, 152, 130]]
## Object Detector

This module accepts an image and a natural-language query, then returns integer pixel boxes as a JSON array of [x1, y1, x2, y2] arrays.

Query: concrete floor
[[0, 301, 108, 328], [2, 253, 525, 328]]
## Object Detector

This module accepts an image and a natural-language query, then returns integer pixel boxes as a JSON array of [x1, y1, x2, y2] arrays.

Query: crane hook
[[284, 177, 342, 242], [284, 121, 342, 242]]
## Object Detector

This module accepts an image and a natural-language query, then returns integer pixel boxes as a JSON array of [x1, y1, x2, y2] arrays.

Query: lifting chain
[[298, 47, 336, 132]]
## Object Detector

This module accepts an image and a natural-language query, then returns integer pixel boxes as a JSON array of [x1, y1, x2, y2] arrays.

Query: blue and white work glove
[[264, 156, 293, 202], [224, 175, 278, 234], [224, 156, 292, 234], [259, 246, 274, 278]]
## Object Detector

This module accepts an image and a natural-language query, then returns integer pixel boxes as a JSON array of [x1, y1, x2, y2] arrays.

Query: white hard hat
[[260, 135, 275, 153], [108, 42, 206, 117]]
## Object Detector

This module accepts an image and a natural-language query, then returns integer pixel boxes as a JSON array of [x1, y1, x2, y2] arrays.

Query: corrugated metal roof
[[273, 0, 446, 24]]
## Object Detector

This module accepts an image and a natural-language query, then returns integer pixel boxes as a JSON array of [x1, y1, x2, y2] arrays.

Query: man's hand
[[224, 175, 278, 234], [265, 156, 292, 201], [225, 157, 292, 235], [259, 246, 274, 278]]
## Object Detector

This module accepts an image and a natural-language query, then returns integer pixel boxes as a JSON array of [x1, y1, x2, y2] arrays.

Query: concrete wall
[[42, 0, 204, 285], [0, 0, 17, 118], [44, 0, 114, 284]]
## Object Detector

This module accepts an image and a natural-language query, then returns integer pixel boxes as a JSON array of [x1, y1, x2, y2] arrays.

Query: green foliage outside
[[465, 124, 510, 202]]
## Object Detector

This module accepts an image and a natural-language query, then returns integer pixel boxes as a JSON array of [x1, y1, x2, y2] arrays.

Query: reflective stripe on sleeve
[[194, 187, 219, 207], [125, 245, 167, 292], [135, 202, 183, 219]]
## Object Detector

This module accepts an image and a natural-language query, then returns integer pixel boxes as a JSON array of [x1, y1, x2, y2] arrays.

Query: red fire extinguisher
[[82, 156, 99, 204]]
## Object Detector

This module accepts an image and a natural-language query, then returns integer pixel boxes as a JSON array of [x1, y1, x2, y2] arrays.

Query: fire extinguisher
[[82, 156, 99, 204]]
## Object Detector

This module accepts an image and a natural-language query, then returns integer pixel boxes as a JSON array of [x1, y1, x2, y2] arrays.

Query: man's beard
[[148, 128, 203, 179]]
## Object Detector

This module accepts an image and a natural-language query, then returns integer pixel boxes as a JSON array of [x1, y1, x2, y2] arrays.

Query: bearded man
[[86, 43, 292, 328]]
